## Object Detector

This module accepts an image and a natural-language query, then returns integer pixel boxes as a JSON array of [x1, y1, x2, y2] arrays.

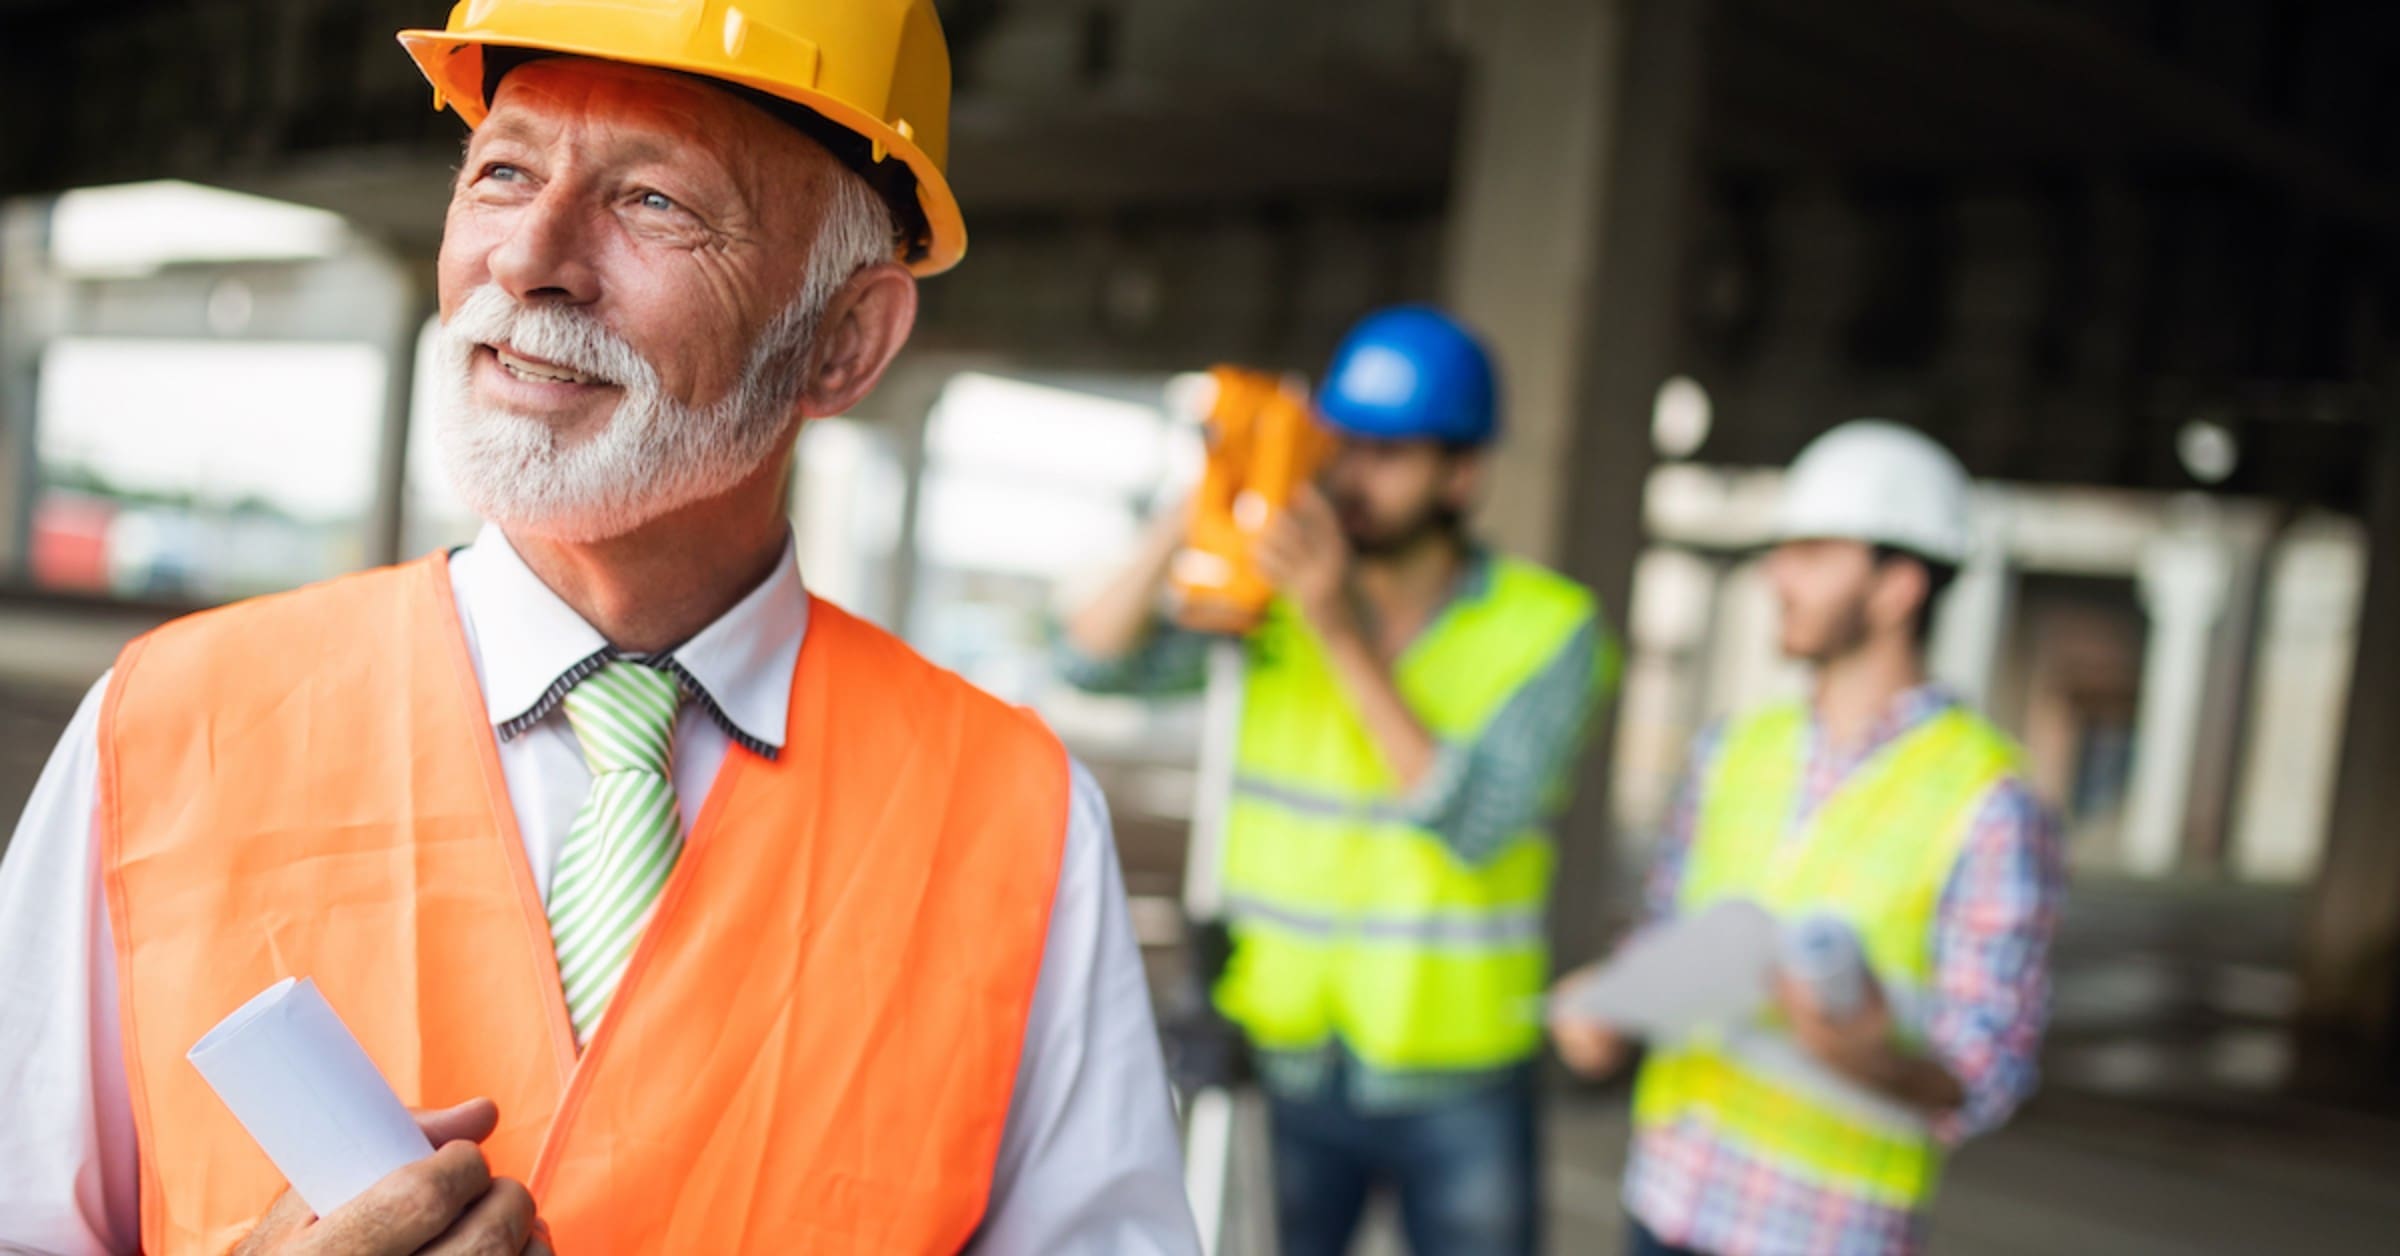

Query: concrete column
[[1443, 0, 1715, 950], [364, 254, 436, 567], [2302, 425, 2400, 1070], [1606, 546, 1722, 843], [843, 360, 956, 636], [0, 201, 55, 581], [1442, 0, 1615, 569], [2184, 505, 2275, 871], [1929, 490, 2017, 711], [2122, 518, 2233, 878], [2231, 517, 2366, 884]]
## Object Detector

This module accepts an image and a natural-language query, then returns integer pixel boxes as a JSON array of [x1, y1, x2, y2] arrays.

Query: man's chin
[[472, 403, 611, 446], [1785, 637, 1866, 668], [1341, 518, 1420, 554], [469, 496, 653, 547], [1347, 529, 1443, 561], [497, 520, 623, 546]]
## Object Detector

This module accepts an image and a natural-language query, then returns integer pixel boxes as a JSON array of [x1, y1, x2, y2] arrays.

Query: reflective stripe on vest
[[1214, 555, 1613, 1074], [1632, 701, 2020, 1209], [98, 555, 1070, 1254]]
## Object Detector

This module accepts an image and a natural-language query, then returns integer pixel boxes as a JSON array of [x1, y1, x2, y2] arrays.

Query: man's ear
[[1870, 556, 1930, 636], [1444, 450, 1487, 512], [797, 261, 918, 420]]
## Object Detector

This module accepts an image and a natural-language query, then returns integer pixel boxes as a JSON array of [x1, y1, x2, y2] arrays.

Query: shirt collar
[[1356, 543, 1494, 654], [450, 523, 808, 757], [1454, 544, 1496, 602], [1805, 682, 1958, 767], [660, 536, 808, 755], [1877, 683, 1958, 739]]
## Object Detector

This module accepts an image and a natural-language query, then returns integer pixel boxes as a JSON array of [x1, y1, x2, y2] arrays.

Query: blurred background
[[4, 1, 2400, 1251]]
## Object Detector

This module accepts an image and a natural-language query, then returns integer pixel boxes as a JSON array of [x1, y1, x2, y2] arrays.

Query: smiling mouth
[[490, 344, 610, 387]]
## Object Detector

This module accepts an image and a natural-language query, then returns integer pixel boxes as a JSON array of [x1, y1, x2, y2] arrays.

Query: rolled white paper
[[1551, 898, 1780, 1040], [1780, 912, 1869, 1022], [187, 977, 434, 1217]]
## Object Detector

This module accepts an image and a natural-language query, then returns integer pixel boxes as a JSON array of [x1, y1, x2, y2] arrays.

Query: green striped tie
[[548, 660, 685, 1047]]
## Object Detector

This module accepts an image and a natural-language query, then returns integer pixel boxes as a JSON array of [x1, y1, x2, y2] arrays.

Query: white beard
[[432, 284, 816, 543]]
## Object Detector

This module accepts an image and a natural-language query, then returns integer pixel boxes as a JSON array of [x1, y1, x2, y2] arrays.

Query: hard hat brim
[[397, 29, 966, 277], [1767, 527, 1969, 568], [1310, 403, 1494, 449]]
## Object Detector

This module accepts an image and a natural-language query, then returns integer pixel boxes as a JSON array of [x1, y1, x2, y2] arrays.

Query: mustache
[[439, 285, 658, 393]]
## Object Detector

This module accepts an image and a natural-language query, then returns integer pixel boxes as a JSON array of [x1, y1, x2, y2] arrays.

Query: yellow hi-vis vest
[[1632, 700, 2021, 1211], [1214, 555, 1613, 1074]]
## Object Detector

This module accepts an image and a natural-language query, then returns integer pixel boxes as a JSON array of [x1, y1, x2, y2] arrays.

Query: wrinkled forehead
[[469, 58, 851, 268], [478, 56, 831, 180], [485, 58, 727, 137]]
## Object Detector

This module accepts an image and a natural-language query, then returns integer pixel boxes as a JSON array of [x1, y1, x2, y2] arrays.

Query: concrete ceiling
[[12, 2, 2397, 236], [4, 0, 1465, 254], [7, 1, 2395, 506]]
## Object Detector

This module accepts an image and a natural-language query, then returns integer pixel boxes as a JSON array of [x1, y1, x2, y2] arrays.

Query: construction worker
[[0, 4, 1197, 1252], [1551, 421, 2065, 1256], [1064, 306, 1619, 1256]]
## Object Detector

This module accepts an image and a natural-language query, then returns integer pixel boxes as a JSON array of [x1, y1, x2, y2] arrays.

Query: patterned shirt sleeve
[[1923, 778, 2066, 1144], [1642, 720, 1724, 928], [1395, 618, 1611, 866], [1051, 618, 1213, 698]]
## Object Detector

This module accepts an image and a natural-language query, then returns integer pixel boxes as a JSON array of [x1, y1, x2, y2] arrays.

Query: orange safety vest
[[97, 553, 1071, 1254]]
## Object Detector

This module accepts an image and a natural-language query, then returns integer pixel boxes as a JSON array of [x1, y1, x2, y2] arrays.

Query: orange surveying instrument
[[1169, 367, 1334, 634]]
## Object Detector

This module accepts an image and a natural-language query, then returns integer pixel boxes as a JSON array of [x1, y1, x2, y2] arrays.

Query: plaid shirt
[[1626, 686, 2065, 1256]]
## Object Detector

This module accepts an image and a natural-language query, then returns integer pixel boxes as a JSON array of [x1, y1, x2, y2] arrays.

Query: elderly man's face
[[439, 58, 827, 436], [429, 58, 922, 542]]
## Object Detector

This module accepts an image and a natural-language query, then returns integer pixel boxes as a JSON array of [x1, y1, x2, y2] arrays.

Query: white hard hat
[[1773, 420, 1971, 565]]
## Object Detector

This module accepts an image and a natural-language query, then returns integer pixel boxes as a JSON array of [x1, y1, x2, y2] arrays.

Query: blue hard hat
[[1315, 305, 1501, 447]]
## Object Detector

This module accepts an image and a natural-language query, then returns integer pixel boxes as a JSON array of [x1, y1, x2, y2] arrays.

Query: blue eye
[[485, 163, 523, 182], [638, 190, 676, 212]]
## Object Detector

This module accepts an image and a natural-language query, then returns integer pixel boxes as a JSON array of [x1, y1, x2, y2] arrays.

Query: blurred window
[[401, 314, 477, 557], [790, 416, 908, 616], [904, 371, 1205, 773], [10, 181, 386, 602], [32, 338, 382, 601], [50, 181, 345, 275]]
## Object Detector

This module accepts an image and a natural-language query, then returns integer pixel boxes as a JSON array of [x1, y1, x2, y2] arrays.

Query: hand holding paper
[[188, 978, 435, 1216], [190, 978, 547, 1254], [1550, 899, 1781, 1042], [231, 1101, 547, 1256]]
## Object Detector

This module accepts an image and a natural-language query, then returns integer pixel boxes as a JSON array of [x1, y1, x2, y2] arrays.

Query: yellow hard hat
[[398, 0, 966, 276]]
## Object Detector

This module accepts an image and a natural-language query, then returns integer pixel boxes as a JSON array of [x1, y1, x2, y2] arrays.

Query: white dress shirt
[[0, 526, 1199, 1254]]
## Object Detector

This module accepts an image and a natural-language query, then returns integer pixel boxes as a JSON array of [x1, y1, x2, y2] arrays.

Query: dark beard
[[1343, 501, 1465, 560], [1799, 597, 1875, 666]]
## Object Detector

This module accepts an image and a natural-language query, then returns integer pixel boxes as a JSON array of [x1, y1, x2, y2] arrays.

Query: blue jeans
[[1266, 1068, 1540, 1256]]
